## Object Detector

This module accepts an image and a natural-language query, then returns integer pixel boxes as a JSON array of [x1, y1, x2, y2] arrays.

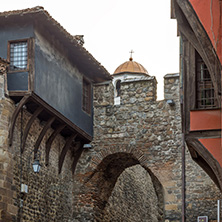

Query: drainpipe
[[180, 36, 186, 222], [18, 107, 24, 222], [182, 133, 186, 222]]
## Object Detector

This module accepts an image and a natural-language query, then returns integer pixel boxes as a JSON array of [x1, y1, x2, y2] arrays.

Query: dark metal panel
[[7, 72, 28, 91], [34, 36, 93, 137]]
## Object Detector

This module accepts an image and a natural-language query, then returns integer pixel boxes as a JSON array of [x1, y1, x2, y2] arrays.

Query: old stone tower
[[73, 56, 222, 221]]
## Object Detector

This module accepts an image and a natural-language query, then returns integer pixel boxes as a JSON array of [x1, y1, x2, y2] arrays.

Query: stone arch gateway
[[103, 164, 163, 222], [72, 68, 221, 222], [73, 152, 164, 221], [93, 153, 164, 221]]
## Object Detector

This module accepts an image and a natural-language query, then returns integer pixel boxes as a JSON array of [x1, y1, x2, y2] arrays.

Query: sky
[[1, 0, 179, 99]]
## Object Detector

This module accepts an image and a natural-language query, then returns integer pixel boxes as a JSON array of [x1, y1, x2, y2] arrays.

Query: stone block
[[165, 193, 176, 202], [7, 204, 17, 215], [165, 204, 178, 211]]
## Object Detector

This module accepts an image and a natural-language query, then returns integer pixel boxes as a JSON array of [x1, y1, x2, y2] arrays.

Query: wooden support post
[[8, 95, 30, 146], [34, 116, 56, 154], [72, 143, 83, 174], [21, 106, 43, 153], [58, 134, 77, 174], [186, 138, 222, 191], [45, 124, 65, 165]]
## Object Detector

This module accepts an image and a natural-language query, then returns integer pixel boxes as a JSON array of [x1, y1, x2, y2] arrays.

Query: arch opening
[[88, 152, 164, 221]]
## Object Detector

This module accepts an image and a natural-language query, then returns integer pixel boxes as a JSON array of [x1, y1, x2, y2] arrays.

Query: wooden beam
[[72, 143, 83, 174], [189, 146, 198, 159], [171, 0, 176, 19], [34, 116, 56, 154], [180, 36, 187, 134], [8, 95, 30, 146], [31, 93, 92, 142], [58, 133, 77, 174], [186, 138, 222, 191], [186, 130, 221, 139], [184, 40, 191, 134], [8, 91, 28, 97], [189, 45, 196, 110], [21, 106, 44, 153], [175, 0, 221, 105], [45, 124, 66, 166], [29, 38, 35, 91]]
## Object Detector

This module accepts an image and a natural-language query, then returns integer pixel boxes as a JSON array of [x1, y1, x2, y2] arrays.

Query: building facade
[[171, 0, 222, 191], [73, 57, 221, 222], [0, 5, 221, 222], [0, 7, 111, 222]]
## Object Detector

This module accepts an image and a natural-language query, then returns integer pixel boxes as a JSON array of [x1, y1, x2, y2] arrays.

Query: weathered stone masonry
[[0, 107, 76, 222], [0, 59, 17, 222], [0, 60, 221, 221], [73, 73, 222, 222], [0, 61, 76, 222]]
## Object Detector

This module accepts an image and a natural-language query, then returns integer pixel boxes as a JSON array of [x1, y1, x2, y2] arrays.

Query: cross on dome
[[129, 50, 134, 61]]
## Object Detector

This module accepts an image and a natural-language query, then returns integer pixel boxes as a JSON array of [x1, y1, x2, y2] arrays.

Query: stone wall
[[103, 165, 159, 222], [0, 68, 221, 221], [0, 60, 76, 222], [10, 109, 75, 222], [0, 60, 17, 222], [73, 75, 180, 221], [73, 73, 221, 222], [185, 152, 222, 221]]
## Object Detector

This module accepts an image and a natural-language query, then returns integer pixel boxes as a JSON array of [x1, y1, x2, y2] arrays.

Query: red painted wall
[[199, 138, 222, 167], [189, 0, 222, 63], [190, 109, 221, 131], [189, 0, 222, 159]]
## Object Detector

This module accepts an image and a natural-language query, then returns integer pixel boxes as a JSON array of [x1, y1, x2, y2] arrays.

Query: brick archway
[[89, 144, 148, 170], [76, 148, 164, 221]]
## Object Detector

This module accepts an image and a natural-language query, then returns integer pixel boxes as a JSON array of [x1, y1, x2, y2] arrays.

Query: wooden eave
[[0, 7, 112, 83], [9, 92, 92, 143], [8, 92, 89, 174], [186, 138, 222, 191]]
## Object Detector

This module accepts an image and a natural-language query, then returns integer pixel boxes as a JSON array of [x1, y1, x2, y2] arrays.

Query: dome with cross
[[112, 51, 151, 105], [113, 51, 149, 76]]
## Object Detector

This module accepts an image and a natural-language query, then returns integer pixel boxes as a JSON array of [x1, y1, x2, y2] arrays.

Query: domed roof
[[113, 57, 149, 75]]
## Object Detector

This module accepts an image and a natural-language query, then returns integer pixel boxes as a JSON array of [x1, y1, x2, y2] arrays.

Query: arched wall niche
[[115, 79, 121, 97]]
